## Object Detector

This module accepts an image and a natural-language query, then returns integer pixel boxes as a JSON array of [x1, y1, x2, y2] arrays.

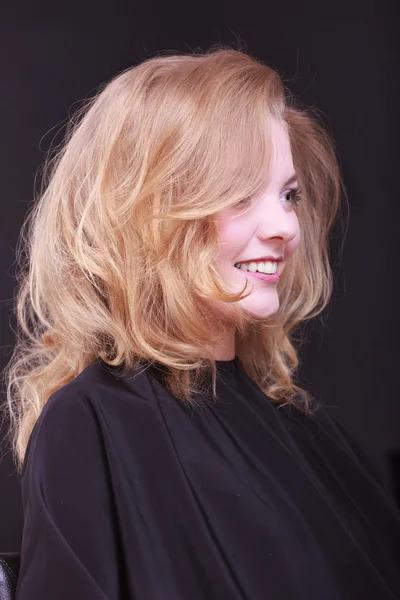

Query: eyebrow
[[283, 174, 298, 188]]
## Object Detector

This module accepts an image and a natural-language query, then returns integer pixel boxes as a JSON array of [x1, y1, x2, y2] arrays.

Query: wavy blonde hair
[[2, 45, 347, 471]]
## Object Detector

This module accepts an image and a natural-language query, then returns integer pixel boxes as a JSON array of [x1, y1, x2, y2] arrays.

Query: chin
[[250, 310, 278, 320], [243, 294, 280, 318], [245, 303, 279, 320]]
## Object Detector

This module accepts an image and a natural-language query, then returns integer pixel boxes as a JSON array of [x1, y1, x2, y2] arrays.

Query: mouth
[[234, 263, 280, 284], [234, 259, 280, 276]]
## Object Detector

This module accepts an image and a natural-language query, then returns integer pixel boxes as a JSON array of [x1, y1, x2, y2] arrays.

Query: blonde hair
[[2, 45, 348, 472]]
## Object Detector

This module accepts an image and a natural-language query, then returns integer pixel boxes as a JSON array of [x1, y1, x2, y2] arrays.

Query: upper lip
[[235, 255, 283, 264]]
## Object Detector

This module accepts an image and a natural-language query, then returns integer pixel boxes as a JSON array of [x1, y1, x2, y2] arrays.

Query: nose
[[255, 201, 298, 244]]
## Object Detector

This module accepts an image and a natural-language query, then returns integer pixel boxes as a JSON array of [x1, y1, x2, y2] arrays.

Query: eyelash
[[284, 187, 302, 206], [235, 187, 302, 209]]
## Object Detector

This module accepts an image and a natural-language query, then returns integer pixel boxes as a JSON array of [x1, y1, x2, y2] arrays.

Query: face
[[214, 119, 301, 320]]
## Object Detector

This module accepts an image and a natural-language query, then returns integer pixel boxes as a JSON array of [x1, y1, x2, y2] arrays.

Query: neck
[[211, 329, 235, 360]]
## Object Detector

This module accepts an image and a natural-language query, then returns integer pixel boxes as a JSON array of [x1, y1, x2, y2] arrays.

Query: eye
[[232, 188, 302, 212], [283, 187, 302, 207]]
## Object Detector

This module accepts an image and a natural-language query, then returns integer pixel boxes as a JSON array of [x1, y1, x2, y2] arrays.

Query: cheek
[[287, 225, 301, 256], [215, 219, 245, 262]]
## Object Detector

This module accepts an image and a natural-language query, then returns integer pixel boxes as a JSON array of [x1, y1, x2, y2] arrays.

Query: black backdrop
[[1, 0, 399, 551]]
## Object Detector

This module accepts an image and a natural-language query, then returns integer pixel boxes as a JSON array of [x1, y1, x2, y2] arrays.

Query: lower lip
[[234, 267, 279, 283]]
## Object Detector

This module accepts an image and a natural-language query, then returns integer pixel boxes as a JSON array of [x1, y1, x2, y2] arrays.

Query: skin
[[212, 119, 301, 360]]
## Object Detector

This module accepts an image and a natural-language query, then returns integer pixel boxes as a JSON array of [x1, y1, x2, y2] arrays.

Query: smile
[[234, 266, 280, 284]]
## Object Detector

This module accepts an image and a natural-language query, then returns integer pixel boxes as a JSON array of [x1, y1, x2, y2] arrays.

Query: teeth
[[234, 261, 278, 274]]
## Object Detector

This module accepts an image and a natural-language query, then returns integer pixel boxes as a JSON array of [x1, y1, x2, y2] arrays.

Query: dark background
[[1, 0, 399, 551]]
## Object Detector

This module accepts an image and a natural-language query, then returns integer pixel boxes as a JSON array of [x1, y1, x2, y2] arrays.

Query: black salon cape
[[16, 357, 400, 600]]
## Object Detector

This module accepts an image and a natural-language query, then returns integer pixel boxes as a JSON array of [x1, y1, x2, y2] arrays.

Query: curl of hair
[[2, 45, 348, 472]]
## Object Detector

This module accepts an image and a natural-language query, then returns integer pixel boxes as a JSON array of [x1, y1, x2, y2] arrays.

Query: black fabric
[[16, 356, 400, 599]]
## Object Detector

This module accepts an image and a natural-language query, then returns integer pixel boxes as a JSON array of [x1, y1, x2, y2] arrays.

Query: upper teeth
[[234, 261, 278, 274]]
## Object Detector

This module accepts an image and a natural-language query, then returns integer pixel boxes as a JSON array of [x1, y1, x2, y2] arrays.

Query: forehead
[[269, 119, 292, 161], [261, 119, 295, 185]]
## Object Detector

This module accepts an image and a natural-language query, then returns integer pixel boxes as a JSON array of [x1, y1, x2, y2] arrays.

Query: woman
[[4, 46, 400, 599]]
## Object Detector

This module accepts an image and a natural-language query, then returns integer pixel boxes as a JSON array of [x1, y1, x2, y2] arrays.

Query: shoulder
[[40, 357, 162, 423], [22, 358, 165, 475], [308, 403, 391, 491], [284, 399, 372, 468]]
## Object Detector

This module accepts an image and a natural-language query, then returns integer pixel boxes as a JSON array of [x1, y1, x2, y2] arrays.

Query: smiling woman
[[3, 45, 400, 600], [212, 118, 302, 352]]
